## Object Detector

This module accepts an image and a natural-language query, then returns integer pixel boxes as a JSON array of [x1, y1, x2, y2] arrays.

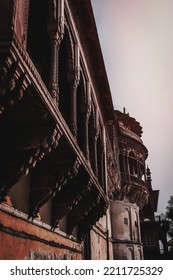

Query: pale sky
[[91, 0, 173, 214]]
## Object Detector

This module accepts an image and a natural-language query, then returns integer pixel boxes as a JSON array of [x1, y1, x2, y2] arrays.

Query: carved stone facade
[[110, 110, 150, 260], [140, 167, 169, 259], [0, 0, 155, 260]]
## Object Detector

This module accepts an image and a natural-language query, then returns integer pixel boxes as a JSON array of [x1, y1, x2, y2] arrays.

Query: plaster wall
[[0, 208, 82, 260], [113, 243, 143, 260], [90, 214, 113, 260], [111, 200, 143, 259]]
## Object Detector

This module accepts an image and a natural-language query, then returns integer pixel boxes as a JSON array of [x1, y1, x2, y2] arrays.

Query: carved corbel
[[66, 186, 99, 235], [28, 127, 62, 217], [0, 60, 30, 115], [78, 196, 108, 240], [29, 156, 77, 219], [50, 159, 82, 228], [0, 126, 62, 203], [24, 126, 62, 173], [51, 171, 90, 230], [29, 170, 54, 219]]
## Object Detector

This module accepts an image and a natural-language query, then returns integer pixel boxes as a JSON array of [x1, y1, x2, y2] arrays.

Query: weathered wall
[[111, 200, 143, 260], [90, 214, 113, 260], [113, 243, 143, 260], [111, 200, 141, 242], [0, 207, 83, 260]]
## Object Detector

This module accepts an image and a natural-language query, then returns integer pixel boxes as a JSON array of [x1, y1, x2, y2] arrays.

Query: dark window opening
[[88, 110, 95, 171], [119, 154, 124, 173], [77, 75, 85, 152], [97, 134, 103, 186], [145, 236, 155, 246], [129, 152, 138, 177], [27, 0, 50, 87], [58, 32, 71, 128]]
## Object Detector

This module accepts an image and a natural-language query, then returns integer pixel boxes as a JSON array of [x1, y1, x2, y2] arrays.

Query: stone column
[[84, 110, 90, 161], [123, 148, 129, 181], [70, 44, 80, 138], [49, 31, 61, 103], [83, 83, 91, 161], [48, 0, 64, 103], [91, 128, 99, 176]]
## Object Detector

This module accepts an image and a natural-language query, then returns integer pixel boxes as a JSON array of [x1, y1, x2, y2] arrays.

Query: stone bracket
[[0, 125, 62, 203], [0, 59, 30, 115]]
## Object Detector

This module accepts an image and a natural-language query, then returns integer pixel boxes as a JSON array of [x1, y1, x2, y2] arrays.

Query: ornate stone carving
[[0, 126, 62, 203], [0, 60, 29, 115], [10, 0, 17, 31], [78, 197, 108, 240], [117, 183, 149, 209], [51, 166, 89, 230], [29, 157, 81, 220], [66, 185, 99, 235], [70, 47, 80, 137], [106, 140, 121, 199]]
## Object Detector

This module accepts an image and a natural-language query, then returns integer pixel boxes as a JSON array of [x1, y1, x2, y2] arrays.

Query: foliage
[[165, 196, 173, 237]]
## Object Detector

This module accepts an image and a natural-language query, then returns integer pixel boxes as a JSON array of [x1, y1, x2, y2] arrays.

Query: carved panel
[[78, 197, 108, 240], [0, 59, 30, 115], [117, 184, 149, 209], [106, 140, 121, 199], [51, 165, 88, 229]]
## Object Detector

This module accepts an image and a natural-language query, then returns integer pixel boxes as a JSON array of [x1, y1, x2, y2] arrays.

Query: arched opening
[[27, 0, 50, 87], [127, 247, 134, 260], [97, 131, 104, 188], [159, 240, 164, 254], [128, 151, 138, 177], [58, 28, 73, 128], [134, 211, 139, 241], [123, 208, 131, 240], [77, 73, 86, 153], [139, 162, 145, 181], [119, 153, 124, 173], [88, 108, 95, 171], [138, 248, 143, 260]]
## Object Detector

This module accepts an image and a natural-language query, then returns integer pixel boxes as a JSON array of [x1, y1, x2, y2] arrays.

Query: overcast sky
[[91, 0, 173, 214]]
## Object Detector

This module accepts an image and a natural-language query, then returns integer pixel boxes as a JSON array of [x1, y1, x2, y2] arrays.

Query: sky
[[91, 0, 173, 214]]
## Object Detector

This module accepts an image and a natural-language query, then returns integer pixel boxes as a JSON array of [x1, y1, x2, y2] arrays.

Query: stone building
[[0, 0, 159, 260], [110, 109, 149, 260], [140, 167, 169, 259]]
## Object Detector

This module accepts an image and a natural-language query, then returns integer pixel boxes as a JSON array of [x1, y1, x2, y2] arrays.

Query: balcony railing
[[121, 173, 147, 188], [120, 127, 143, 143]]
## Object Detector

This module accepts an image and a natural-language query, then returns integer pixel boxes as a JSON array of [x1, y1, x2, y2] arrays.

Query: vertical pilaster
[[48, 0, 64, 103], [84, 110, 90, 161], [99, 139, 105, 188], [91, 128, 99, 175], [49, 31, 60, 103], [71, 44, 80, 137], [123, 147, 129, 181], [83, 82, 91, 161]]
